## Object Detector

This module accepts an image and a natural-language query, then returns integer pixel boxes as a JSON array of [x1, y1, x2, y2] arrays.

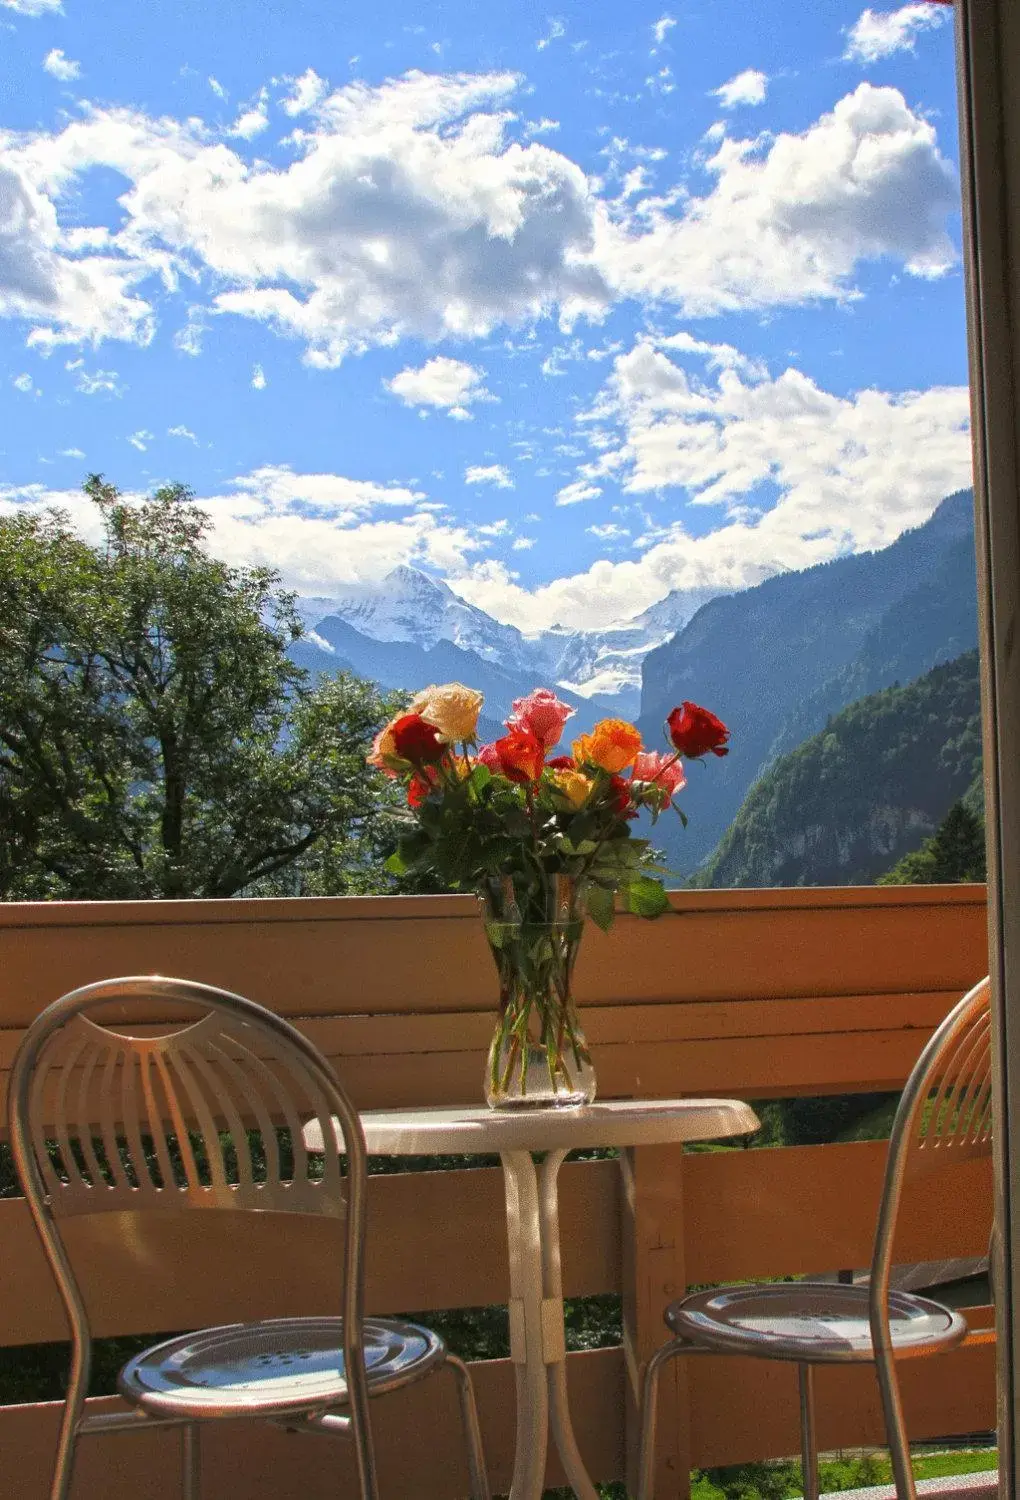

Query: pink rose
[[477, 742, 503, 772], [631, 750, 687, 798], [508, 688, 575, 750]]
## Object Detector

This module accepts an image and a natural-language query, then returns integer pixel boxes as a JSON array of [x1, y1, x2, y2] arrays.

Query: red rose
[[667, 702, 730, 758], [606, 773, 638, 818], [494, 729, 546, 784], [545, 755, 574, 770], [407, 771, 434, 809], [390, 713, 446, 767]]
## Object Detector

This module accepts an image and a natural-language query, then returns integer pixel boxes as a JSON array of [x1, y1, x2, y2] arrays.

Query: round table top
[[304, 1097, 760, 1156]]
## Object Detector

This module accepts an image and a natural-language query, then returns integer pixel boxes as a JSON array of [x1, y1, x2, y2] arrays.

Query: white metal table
[[304, 1097, 759, 1500]]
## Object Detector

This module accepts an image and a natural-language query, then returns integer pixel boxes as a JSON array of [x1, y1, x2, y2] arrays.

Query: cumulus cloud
[[711, 69, 768, 109], [281, 68, 327, 116], [651, 15, 676, 48], [43, 50, 81, 82], [127, 429, 153, 451], [386, 356, 493, 418], [3, 70, 609, 358], [1, 73, 961, 354], [0, 466, 491, 597], [599, 83, 958, 315], [0, 157, 154, 349], [845, 4, 951, 63], [465, 463, 513, 488], [536, 18, 566, 50], [449, 335, 972, 631], [556, 479, 602, 506], [1, 0, 62, 13], [167, 424, 197, 442], [251, 364, 267, 390], [12, 372, 34, 392]]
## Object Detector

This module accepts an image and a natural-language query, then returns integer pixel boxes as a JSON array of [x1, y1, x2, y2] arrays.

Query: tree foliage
[[0, 476, 402, 899], [878, 799, 986, 886]]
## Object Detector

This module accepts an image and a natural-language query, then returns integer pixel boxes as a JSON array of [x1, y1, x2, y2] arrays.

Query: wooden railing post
[[621, 1144, 691, 1500]]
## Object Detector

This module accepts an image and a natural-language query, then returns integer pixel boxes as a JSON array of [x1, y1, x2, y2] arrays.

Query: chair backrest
[[7, 976, 369, 1348], [870, 976, 992, 1305]]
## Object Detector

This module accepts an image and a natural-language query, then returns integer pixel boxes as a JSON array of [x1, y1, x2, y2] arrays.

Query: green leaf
[[622, 875, 670, 919], [385, 850, 409, 876], [586, 883, 616, 932]]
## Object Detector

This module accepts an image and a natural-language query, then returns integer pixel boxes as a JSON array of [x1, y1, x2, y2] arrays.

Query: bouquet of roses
[[371, 682, 728, 928]]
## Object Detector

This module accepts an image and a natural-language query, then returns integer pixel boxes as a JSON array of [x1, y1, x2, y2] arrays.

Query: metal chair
[[8, 975, 491, 1500], [638, 976, 992, 1500]]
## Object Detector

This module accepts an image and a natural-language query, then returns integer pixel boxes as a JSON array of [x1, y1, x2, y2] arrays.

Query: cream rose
[[409, 682, 485, 743]]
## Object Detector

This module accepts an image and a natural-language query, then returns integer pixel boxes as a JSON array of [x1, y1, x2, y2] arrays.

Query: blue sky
[[0, 0, 971, 630]]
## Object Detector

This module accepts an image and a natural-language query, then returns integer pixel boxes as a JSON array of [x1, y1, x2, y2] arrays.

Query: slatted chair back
[[872, 974, 993, 1290], [8, 975, 369, 1364]]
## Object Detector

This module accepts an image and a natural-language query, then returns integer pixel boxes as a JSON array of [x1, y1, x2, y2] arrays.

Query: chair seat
[[666, 1281, 969, 1364], [118, 1316, 446, 1419]]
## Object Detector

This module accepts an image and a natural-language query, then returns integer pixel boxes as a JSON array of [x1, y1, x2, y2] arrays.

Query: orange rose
[[572, 718, 643, 773]]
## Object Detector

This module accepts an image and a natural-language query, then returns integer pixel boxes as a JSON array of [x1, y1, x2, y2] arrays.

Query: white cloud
[[4, 72, 608, 363], [448, 335, 972, 632], [0, 466, 493, 598], [386, 356, 494, 419], [1, 0, 62, 13], [711, 69, 768, 109], [167, 424, 197, 442], [208, 77, 228, 101], [651, 15, 676, 48], [73, 366, 123, 396], [281, 68, 327, 116], [228, 90, 269, 139], [128, 429, 153, 451], [251, 363, 267, 390], [525, 118, 560, 137], [0, 155, 154, 350], [845, 4, 951, 64], [536, 18, 566, 50], [600, 84, 958, 316], [12, 372, 34, 392], [465, 463, 513, 489], [512, 536, 536, 550], [59, 447, 84, 458], [0, 74, 958, 357], [43, 49, 81, 82], [556, 480, 602, 506], [174, 309, 206, 356]]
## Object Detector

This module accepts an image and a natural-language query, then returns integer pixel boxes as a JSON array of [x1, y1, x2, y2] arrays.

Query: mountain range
[[638, 489, 978, 877], [290, 565, 724, 738], [695, 650, 982, 888]]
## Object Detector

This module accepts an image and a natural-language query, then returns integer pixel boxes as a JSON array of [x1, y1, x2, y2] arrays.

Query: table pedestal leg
[[500, 1149, 599, 1500]]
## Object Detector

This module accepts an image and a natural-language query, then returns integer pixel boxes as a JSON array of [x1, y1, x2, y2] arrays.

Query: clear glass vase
[[480, 873, 596, 1110]]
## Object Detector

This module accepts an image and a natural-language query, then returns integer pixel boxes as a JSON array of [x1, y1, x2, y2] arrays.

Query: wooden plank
[[0, 888, 987, 1025], [0, 1348, 625, 1500], [0, 1331, 994, 1499], [684, 1143, 994, 1283], [0, 1161, 620, 1347], [689, 1309, 997, 1467], [621, 1144, 692, 1500]]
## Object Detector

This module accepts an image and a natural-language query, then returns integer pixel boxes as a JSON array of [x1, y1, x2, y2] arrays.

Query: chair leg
[[637, 1339, 692, 1500], [445, 1353, 491, 1500], [798, 1364, 819, 1500], [874, 1345, 917, 1500], [182, 1422, 201, 1500]]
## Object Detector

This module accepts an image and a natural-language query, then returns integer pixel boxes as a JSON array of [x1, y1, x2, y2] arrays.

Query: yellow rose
[[367, 718, 402, 774], [408, 682, 485, 743], [550, 769, 593, 809], [571, 718, 643, 773]]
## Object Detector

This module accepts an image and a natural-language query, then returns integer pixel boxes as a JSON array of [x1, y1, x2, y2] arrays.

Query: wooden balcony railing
[[0, 885, 994, 1498]]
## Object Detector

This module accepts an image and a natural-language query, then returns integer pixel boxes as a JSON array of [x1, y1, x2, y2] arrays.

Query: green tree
[[0, 476, 403, 899], [878, 801, 986, 886]]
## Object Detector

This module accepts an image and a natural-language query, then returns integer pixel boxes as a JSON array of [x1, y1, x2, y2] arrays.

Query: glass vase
[[480, 873, 596, 1110]]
